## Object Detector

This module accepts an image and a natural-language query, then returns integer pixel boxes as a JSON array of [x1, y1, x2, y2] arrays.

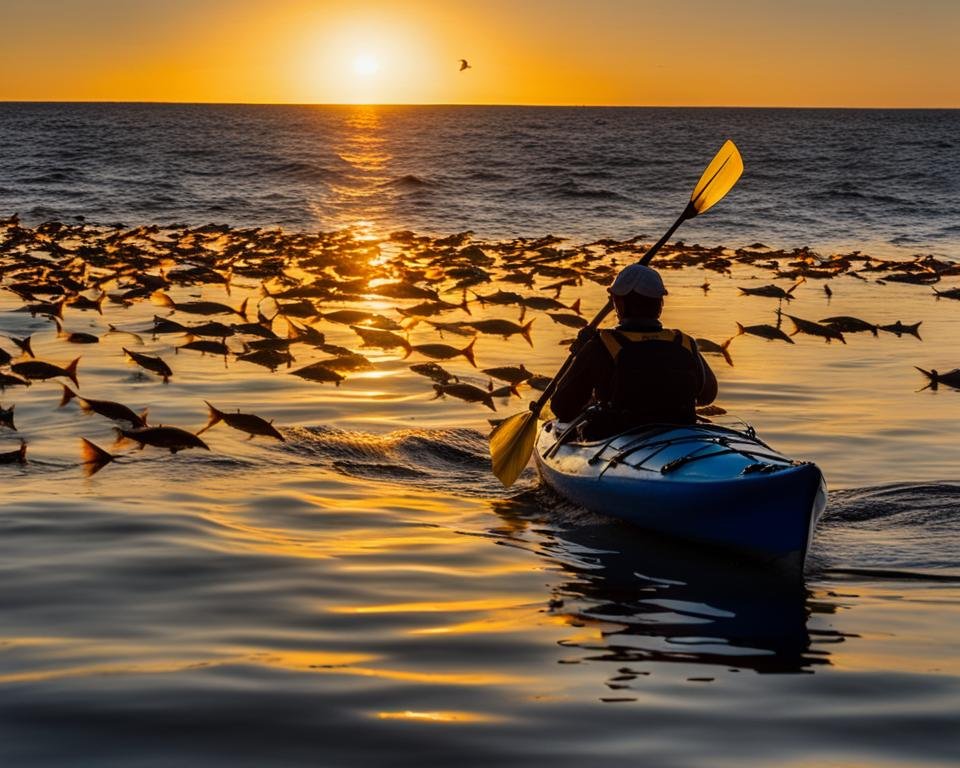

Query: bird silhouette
[[459, 59, 471, 72]]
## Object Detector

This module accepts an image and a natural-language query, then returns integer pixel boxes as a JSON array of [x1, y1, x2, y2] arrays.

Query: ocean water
[[1, 105, 959, 766]]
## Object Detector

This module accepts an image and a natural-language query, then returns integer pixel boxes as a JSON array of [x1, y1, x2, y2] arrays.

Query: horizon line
[[1, 99, 959, 110]]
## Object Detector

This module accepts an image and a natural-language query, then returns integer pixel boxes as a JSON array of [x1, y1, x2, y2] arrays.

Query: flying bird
[[459, 59, 471, 71]]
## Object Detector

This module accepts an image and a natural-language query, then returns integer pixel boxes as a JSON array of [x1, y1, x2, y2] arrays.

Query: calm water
[[1, 106, 959, 766]]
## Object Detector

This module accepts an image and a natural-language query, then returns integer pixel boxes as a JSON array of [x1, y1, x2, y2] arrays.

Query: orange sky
[[2, 0, 958, 107]]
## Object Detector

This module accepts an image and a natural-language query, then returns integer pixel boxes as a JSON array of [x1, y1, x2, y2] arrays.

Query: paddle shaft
[[529, 201, 696, 415]]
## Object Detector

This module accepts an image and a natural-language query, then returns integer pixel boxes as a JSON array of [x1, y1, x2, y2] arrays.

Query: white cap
[[607, 264, 668, 298]]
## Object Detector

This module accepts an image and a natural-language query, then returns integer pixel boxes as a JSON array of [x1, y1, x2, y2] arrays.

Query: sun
[[352, 54, 380, 78]]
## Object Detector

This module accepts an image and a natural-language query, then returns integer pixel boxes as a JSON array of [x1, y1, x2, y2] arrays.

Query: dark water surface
[[0, 105, 959, 766]]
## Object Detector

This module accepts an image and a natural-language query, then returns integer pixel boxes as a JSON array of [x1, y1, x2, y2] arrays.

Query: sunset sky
[[2, 0, 958, 107]]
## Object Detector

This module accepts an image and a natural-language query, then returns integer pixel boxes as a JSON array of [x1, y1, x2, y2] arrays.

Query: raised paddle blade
[[490, 410, 538, 487], [689, 139, 743, 216]]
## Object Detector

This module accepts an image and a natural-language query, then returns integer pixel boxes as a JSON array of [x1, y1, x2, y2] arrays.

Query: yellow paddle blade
[[689, 139, 743, 216], [489, 410, 538, 487]]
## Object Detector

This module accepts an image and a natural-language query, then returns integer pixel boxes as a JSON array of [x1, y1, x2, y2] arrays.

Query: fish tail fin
[[65, 357, 80, 387], [521, 319, 535, 348], [237, 297, 249, 320], [197, 401, 223, 435], [224, 268, 233, 291], [570, 298, 582, 316], [462, 337, 478, 368], [95, 292, 106, 314], [735, 322, 746, 336], [910, 322, 923, 339], [16, 440, 26, 464], [509, 383, 521, 397], [470, 290, 486, 307], [431, 384, 444, 400], [914, 366, 934, 380], [518, 305, 526, 323], [80, 438, 115, 477], [459, 296, 472, 316], [720, 339, 734, 367], [54, 317, 65, 337], [112, 427, 129, 447], [483, 394, 497, 412], [153, 291, 176, 310], [58, 384, 78, 409]]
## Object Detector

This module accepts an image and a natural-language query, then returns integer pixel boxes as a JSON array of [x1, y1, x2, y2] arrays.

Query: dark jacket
[[551, 317, 717, 432]]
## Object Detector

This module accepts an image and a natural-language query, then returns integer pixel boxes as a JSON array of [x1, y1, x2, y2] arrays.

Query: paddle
[[490, 139, 744, 487]]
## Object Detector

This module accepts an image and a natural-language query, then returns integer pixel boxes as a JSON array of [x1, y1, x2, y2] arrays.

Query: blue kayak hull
[[534, 421, 827, 571]]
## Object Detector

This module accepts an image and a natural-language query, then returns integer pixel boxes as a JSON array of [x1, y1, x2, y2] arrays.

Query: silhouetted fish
[[0, 373, 31, 389], [406, 338, 477, 367], [734, 322, 795, 344], [197, 401, 284, 441], [60, 385, 147, 427], [291, 362, 344, 385], [463, 319, 534, 347], [409, 362, 458, 384], [482, 364, 532, 385], [915, 367, 960, 390], [820, 316, 878, 335], [350, 325, 410, 353], [154, 291, 248, 318], [879, 321, 922, 339], [115, 425, 210, 453], [932, 287, 960, 300], [11, 358, 80, 386], [123, 347, 172, 382], [785, 314, 846, 343], [548, 312, 588, 329], [432, 383, 495, 411]]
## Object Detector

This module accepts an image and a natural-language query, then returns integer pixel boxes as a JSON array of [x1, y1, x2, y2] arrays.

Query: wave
[[280, 425, 514, 496], [381, 174, 436, 188]]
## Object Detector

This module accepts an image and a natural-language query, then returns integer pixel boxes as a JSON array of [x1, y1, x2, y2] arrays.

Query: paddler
[[551, 264, 717, 438]]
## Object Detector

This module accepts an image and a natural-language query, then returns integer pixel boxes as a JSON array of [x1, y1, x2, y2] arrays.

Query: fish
[[915, 367, 960, 390], [197, 401, 284, 441], [695, 338, 734, 367], [0, 440, 27, 464], [406, 337, 478, 367], [547, 312, 589, 329], [115, 425, 210, 453], [738, 279, 804, 300], [11, 358, 80, 386], [54, 318, 99, 344], [79, 438, 117, 477], [879, 321, 923, 339], [176, 337, 232, 356], [784, 315, 846, 344], [290, 362, 345, 385], [932, 287, 960, 300], [320, 353, 374, 372], [350, 325, 411, 353], [150, 315, 190, 334], [237, 348, 295, 371], [59, 385, 148, 427], [0, 373, 31, 389], [482, 364, 532, 385], [315, 310, 402, 330], [819, 316, 878, 336], [184, 321, 235, 338], [409, 362, 458, 384], [396, 298, 471, 318], [734, 322, 795, 344], [0, 346, 12, 366], [471, 289, 524, 307], [824, 284, 833, 298], [521, 296, 581, 314], [123, 347, 172, 382], [154, 291, 248, 318], [421, 319, 475, 337], [0, 403, 15, 430], [105, 324, 145, 345], [432, 383, 496, 411], [526, 374, 552, 391], [463, 319, 534, 346]]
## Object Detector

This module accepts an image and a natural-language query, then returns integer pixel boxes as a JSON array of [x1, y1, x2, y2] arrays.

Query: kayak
[[534, 419, 827, 572]]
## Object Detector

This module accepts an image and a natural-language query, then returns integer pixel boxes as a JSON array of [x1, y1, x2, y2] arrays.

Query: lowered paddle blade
[[689, 139, 743, 216], [490, 410, 538, 487]]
